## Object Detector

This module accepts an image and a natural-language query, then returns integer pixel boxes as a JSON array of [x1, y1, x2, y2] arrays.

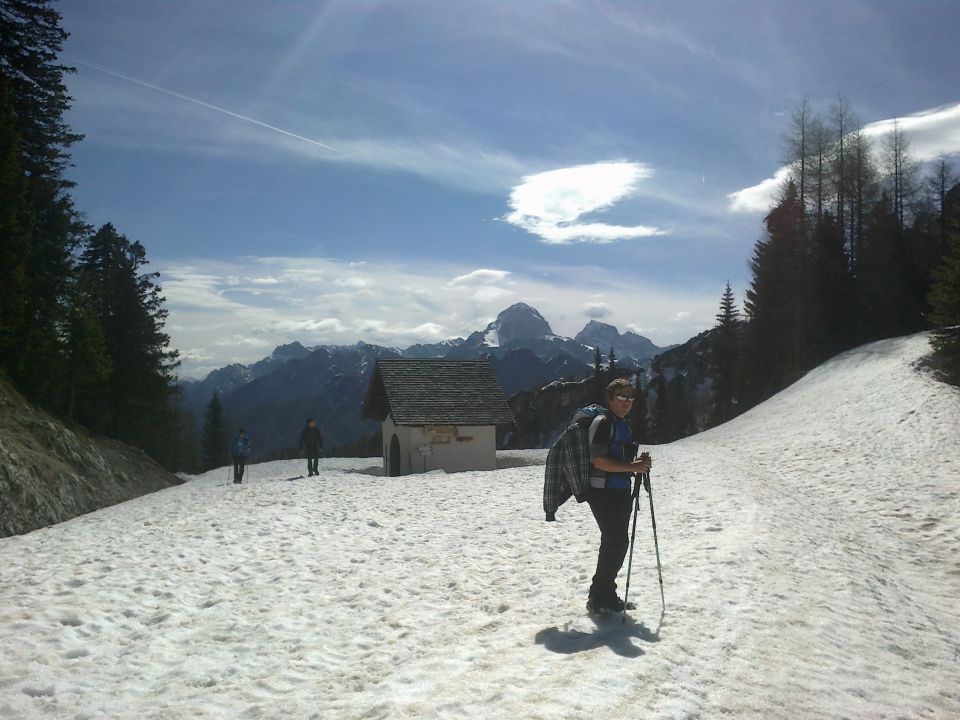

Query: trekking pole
[[621, 476, 642, 623], [645, 472, 665, 610]]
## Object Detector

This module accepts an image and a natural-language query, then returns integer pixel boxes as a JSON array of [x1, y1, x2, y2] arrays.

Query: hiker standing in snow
[[585, 378, 652, 613], [230, 428, 251, 484], [299, 418, 324, 477]]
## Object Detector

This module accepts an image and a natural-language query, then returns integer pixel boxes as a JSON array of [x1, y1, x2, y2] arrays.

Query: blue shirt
[[588, 414, 635, 490]]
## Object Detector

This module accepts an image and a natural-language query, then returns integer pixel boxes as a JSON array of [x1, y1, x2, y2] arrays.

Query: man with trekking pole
[[584, 379, 653, 614]]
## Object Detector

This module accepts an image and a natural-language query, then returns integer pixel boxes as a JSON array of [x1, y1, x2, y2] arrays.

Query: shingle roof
[[361, 358, 515, 426]]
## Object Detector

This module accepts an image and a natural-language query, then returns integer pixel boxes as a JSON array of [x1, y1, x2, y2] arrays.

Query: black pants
[[232, 458, 245, 483], [586, 487, 633, 601], [307, 456, 319, 475]]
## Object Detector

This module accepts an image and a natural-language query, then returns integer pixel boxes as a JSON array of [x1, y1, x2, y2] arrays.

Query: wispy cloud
[[503, 162, 666, 244], [69, 58, 341, 153], [728, 102, 960, 214], [70, 58, 530, 194], [447, 269, 516, 303]]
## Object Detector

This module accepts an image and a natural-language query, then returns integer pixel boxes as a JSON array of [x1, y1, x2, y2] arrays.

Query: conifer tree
[[201, 393, 227, 470], [647, 371, 667, 444], [593, 346, 603, 401], [743, 181, 806, 403], [0, 2, 82, 401], [928, 184, 960, 382], [75, 223, 180, 458], [709, 281, 740, 426], [0, 74, 32, 370], [0, 0, 82, 184], [63, 292, 111, 422]]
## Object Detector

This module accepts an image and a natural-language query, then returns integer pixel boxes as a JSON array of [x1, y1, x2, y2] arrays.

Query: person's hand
[[630, 452, 652, 474]]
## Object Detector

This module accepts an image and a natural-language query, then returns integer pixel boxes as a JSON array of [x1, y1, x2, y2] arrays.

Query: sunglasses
[[614, 395, 635, 402]]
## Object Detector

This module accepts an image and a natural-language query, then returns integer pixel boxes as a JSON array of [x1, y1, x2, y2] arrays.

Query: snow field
[[0, 332, 958, 719]]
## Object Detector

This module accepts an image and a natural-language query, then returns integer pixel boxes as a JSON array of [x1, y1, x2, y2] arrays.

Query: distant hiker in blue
[[299, 418, 324, 477], [230, 428, 251, 484], [585, 378, 652, 614]]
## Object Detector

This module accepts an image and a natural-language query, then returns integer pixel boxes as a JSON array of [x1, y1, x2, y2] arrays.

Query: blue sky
[[57, 1, 960, 378]]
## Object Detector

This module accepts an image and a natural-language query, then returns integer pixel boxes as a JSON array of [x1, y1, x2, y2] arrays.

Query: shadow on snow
[[534, 611, 663, 658]]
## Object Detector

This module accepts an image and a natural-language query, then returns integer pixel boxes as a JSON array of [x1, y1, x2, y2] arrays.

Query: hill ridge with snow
[[2, 332, 958, 719]]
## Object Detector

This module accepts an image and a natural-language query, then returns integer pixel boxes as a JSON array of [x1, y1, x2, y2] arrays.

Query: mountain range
[[180, 303, 674, 459]]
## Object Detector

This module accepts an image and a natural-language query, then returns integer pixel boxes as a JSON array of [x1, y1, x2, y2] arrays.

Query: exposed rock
[[0, 376, 183, 537]]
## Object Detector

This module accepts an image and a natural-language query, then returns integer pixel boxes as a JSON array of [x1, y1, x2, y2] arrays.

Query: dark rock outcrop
[[0, 376, 183, 537]]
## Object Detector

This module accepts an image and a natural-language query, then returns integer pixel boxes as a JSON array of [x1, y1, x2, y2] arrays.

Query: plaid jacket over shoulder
[[543, 410, 604, 520]]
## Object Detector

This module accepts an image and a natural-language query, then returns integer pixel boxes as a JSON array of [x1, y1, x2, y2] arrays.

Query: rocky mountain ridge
[[180, 303, 670, 458]]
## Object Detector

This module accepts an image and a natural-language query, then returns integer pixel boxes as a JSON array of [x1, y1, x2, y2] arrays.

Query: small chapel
[[361, 358, 515, 476]]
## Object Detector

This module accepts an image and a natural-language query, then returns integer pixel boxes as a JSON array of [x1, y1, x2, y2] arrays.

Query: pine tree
[[785, 97, 814, 220], [75, 223, 180, 458], [0, 2, 83, 401], [0, 74, 33, 370], [0, 0, 83, 184], [663, 378, 693, 442], [629, 383, 648, 444], [709, 281, 740, 426], [808, 212, 851, 361], [743, 181, 806, 404], [928, 183, 960, 383], [647, 371, 667, 444], [62, 290, 111, 422], [201, 393, 227, 470], [857, 193, 908, 339], [593, 346, 603, 401]]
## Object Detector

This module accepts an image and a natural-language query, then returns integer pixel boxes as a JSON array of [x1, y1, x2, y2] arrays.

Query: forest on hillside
[[2, 2, 958, 469], [1, 1, 192, 468], [639, 98, 960, 445]]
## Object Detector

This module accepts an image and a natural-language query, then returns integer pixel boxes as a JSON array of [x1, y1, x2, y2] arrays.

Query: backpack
[[543, 404, 610, 521]]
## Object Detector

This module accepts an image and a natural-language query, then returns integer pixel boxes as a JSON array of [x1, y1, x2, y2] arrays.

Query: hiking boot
[[608, 595, 636, 612], [586, 593, 635, 614]]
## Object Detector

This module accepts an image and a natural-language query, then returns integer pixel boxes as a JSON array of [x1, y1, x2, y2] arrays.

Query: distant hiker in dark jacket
[[585, 379, 652, 614], [230, 428, 251, 484], [299, 418, 324, 476]]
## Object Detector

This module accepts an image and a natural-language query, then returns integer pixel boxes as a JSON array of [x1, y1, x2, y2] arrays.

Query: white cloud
[[861, 103, 960, 160], [334, 276, 372, 289], [728, 102, 960, 214], [274, 318, 346, 334], [727, 166, 792, 214], [354, 320, 448, 340], [584, 302, 610, 319], [449, 269, 511, 285], [471, 286, 514, 303], [503, 162, 666, 244]]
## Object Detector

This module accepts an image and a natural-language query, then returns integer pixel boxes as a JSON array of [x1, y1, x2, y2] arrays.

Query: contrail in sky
[[68, 57, 340, 153]]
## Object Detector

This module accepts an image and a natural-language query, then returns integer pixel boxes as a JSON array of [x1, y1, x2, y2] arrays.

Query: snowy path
[[1, 333, 958, 719]]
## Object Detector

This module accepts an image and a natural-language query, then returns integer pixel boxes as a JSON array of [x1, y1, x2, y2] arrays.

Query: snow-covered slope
[[1, 333, 958, 719]]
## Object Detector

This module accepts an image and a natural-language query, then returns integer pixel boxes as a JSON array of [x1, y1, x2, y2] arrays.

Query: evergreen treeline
[[741, 99, 959, 396], [698, 98, 960, 434], [0, 1, 191, 468]]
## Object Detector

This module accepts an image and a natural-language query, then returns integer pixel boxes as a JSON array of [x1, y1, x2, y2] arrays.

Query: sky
[[55, 0, 960, 378], [2, 332, 959, 718]]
